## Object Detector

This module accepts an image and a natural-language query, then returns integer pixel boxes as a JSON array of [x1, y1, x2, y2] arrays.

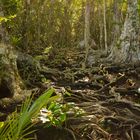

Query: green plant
[[38, 102, 85, 127], [0, 88, 59, 140]]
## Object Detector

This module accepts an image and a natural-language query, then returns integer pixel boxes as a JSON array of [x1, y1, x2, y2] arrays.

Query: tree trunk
[[103, 0, 108, 52], [0, 43, 32, 109], [112, 0, 121, 43], [110, 0, 140, 64], [0, 7, 9, 43], [0, 5, 35, 109], [98, 4, 103, 50], [0, 7, 32, 110], [0, 43, 23, 96], [0, 21, 39, 110], [119, 0, 140, 63], [83, 0, 91, 69]]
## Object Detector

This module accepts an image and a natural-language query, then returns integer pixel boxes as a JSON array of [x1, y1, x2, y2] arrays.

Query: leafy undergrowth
[[0, 87, 84, 140], [0, 88, 59, 140]]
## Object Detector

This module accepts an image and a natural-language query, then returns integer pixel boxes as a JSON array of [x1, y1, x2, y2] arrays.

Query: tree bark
[[0, 43, 32, 109], [83, 0, 91, 69], [119, 0, 140, 63], [0, 10, 37, 110], [103, 0, 108, 51], [1, 43, 24, 93], [110, 0, 140, 64]]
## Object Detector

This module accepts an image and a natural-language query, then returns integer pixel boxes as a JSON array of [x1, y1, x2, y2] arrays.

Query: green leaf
[[0, 122, 4, 128], [59, 113, 66, 122]]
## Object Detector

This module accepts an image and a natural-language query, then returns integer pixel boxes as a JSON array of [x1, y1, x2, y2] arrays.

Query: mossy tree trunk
[[0, 8, 32, 109], [0, 43, 31, 109], [109, 0, 140, 64], [119, 0, 140, 63], [0, 43, 24, 97]]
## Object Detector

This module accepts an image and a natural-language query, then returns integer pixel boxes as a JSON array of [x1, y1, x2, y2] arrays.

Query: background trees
[[0, 0, 140, 63]]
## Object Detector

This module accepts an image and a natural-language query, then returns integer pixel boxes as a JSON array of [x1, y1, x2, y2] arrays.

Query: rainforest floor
[[32, 47, 140, 140], [1, 47, 140, 140]]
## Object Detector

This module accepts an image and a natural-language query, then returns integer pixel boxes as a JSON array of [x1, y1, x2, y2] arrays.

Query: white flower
[[38, 116, 50, 123], [40, 108, 48, 113], [40, 108, 52, 117]]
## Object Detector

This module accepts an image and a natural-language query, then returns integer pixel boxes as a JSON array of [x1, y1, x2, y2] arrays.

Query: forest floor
[[1, 47, 140, 140], [39, 47, 140, 140]]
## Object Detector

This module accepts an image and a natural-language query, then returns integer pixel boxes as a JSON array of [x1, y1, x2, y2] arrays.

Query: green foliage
[[0, 88, 59, 140], [0, 87, 85, 139], [1, 0, 85, 52], [0, 15, 16, 24], [38, 102, 85, 127], [0, 0, 21, 15], [2, 0, 140, 52]]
